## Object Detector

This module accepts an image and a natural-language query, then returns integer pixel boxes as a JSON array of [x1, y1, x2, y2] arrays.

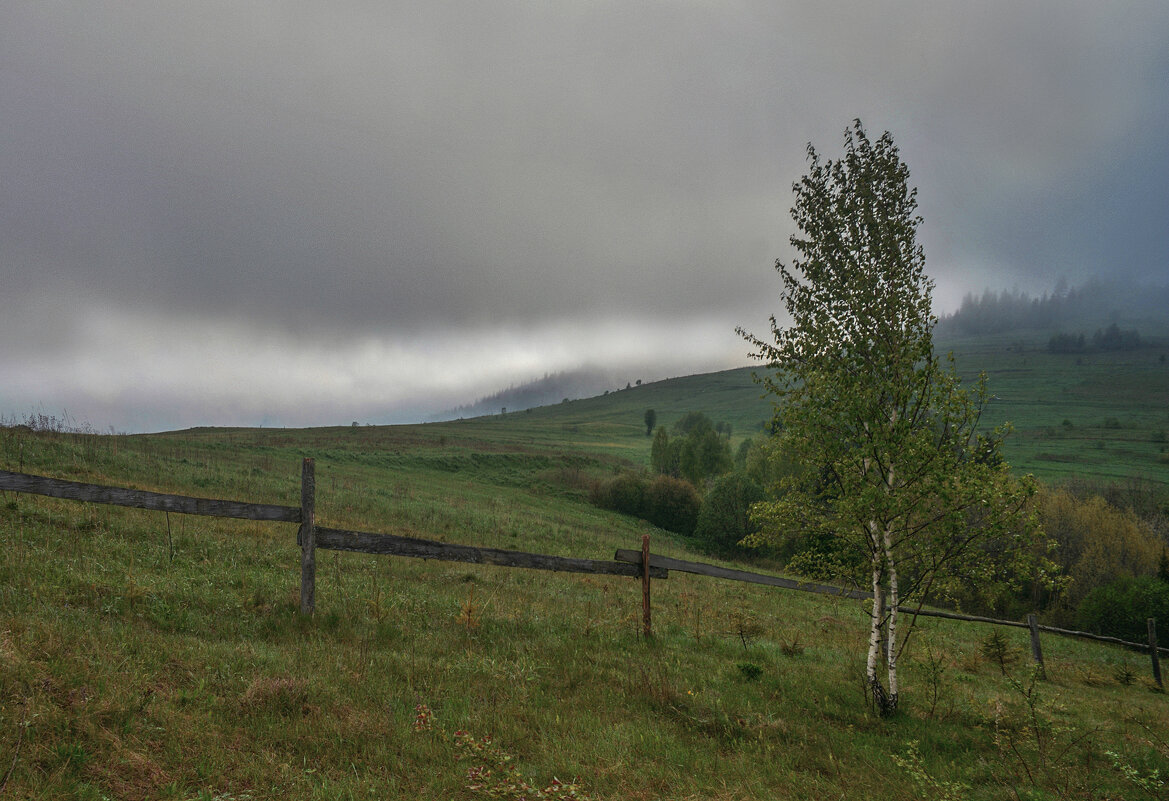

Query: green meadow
[[946, 333, 1169, 488], [1, 330, 1168, 799]]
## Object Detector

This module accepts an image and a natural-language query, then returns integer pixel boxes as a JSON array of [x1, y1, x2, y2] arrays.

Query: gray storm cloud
[[2, 2, 1168, 430]]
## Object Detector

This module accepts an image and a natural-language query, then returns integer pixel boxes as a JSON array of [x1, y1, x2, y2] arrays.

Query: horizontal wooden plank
[[905, 607, 1167, 653], [1034, 621, 1169, 654], [0, 470, 301, 523], [899, 606, 1028, 629], [318, 527, 667, 578], [614, 549, 866, 599]]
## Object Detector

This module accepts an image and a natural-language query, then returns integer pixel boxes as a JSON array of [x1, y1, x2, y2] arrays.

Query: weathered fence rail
[[615, 548, 869, 599], [319, 526, 666, 578], [0, 463, 664, 604], [0, 469, 300, 522], [2, 461, 1166, 683]]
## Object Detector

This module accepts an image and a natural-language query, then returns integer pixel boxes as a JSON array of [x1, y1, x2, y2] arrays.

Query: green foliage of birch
[[739, 120, 1047, 716]]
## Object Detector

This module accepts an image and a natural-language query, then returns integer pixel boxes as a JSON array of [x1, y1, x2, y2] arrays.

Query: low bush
[[590, 471, 648, 517], [643, 475, 701, 536], [591, 472, 701, 536], [1076, 575, 1169, 642], [693, 472, 764, 554]]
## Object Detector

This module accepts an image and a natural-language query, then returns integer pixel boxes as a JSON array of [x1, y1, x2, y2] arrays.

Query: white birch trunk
[[885, 524, 900, 710], [866, 550, 884, 690], [881, 417, 899, 712], [863, 451, 883, 694], [866, 519, 889, 713]]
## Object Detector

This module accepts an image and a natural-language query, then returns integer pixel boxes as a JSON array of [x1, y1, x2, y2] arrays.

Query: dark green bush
[[643, 475, 701, 536], [693, 472, 764, 554], [736, 662, 763, 681], [590, 472, 648, 517], [1076, 575, 1169, 642], [590, 472, 700, 537]]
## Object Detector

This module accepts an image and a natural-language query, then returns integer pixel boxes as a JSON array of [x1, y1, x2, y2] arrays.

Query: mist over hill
[[433, 280, 1168, 424], [430, 367, 655, 421], [936, 279, 1169, 339]]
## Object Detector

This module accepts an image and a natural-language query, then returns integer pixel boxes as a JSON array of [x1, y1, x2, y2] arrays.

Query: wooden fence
[[0, 459, 1164, 686]]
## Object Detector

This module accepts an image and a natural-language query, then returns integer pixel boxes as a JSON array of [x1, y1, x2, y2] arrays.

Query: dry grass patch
[[238, 676, 311, 716]]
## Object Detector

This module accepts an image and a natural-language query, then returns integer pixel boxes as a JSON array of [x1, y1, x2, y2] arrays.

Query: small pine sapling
[[981, 630, 1019, 676]]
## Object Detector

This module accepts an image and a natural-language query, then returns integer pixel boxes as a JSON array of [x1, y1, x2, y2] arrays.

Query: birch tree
[[739, 121, 1040, 716]]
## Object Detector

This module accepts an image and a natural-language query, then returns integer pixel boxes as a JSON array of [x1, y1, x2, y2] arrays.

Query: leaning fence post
[[641, 534, 652, 638], [1149, 618, 1163, 688], [1027, 613, 1046, 680], [299, 458, 316, 616]]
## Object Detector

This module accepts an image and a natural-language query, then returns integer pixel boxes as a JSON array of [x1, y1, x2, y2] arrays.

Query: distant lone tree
[[739, 120, 1041, 716], [644, 408, 657, 437]]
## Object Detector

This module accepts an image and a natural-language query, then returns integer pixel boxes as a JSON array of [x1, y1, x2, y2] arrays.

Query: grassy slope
[[946, 333, 1169, 488], [2, 403, 1168, 799], [470, 331, 1169, 489]]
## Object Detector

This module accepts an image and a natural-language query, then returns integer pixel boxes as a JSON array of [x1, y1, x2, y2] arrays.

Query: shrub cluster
[[744, 462, 1169, 634], [591, 468, 769, 555], [1076, 576, 1169, 642], [943, 486, 1169, 632], [603, 407, 1169, 645], [1041, 489, 1164, 613], [591, 472, 701, 536]]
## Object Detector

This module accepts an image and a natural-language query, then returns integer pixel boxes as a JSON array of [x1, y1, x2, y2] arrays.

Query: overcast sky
[[3, 2, 1167, 432]]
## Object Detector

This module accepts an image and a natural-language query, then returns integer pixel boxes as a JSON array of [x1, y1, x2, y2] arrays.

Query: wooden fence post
[[1149, 618, 1163, 688], [641, 534, 651, 638], [299, 458, 316, 616], [1027, 613, 1046, 680]]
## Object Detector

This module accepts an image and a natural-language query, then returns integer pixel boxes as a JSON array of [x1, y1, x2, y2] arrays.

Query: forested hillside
[[936, 279, 1169, 339]]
